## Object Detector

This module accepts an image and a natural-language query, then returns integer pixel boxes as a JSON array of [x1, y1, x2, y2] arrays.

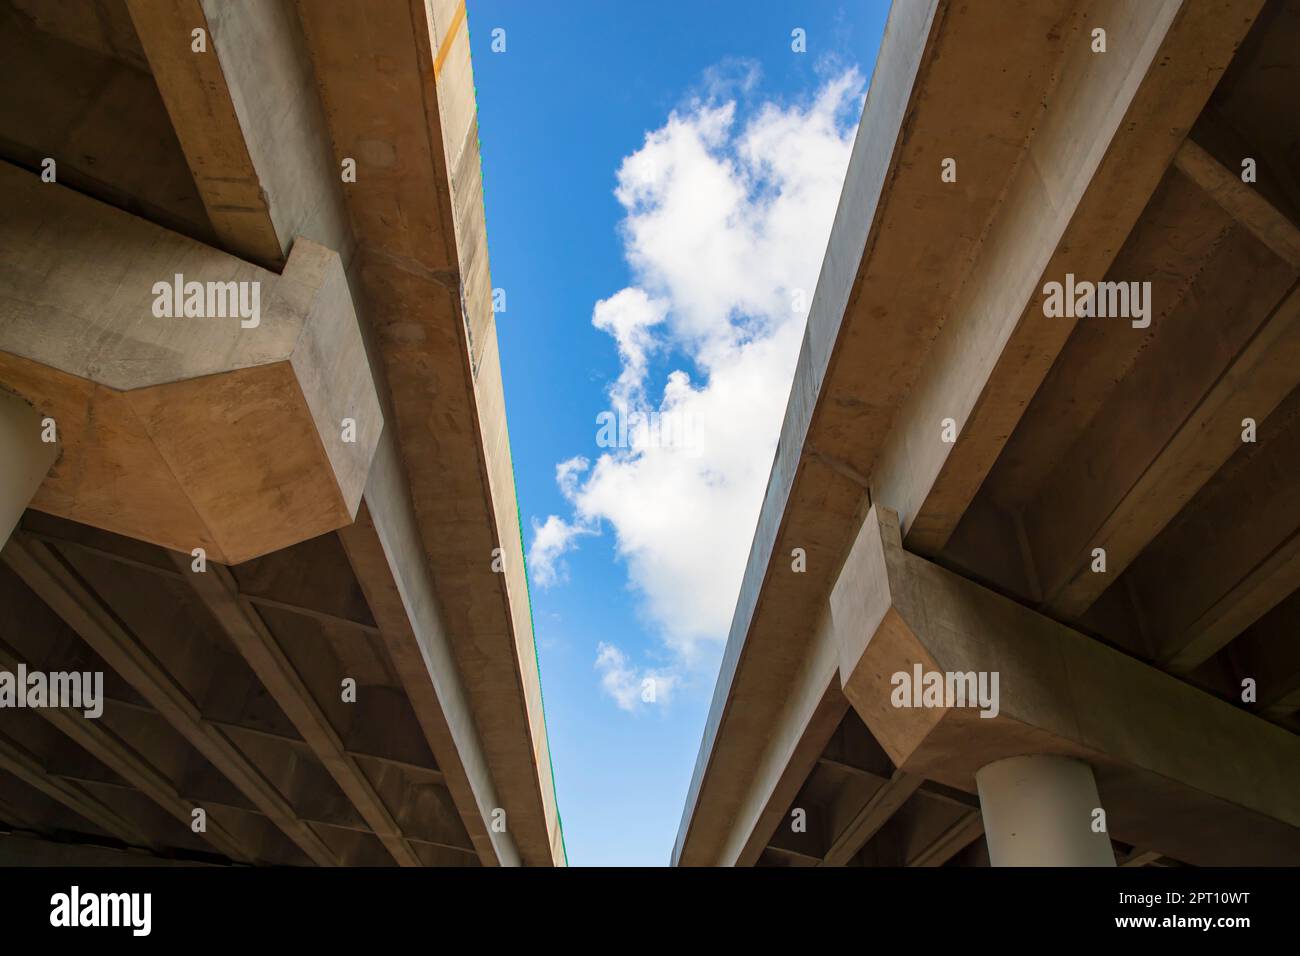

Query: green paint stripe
[[512, 458, 568, 865]]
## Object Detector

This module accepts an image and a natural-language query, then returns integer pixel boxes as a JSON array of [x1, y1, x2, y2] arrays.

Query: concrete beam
[[1230, 589, 1300, 719], [58, 768, 476, 860], [1038, 281, 1300, 619], [1120, 847, 1165, 867], [92, 691, 477, 856], [0, 831, 218, 866], [1118, 385, 1300, 670], [766, 802, 828, 863], [0, 532, 339, 865], [676, 0, 1280, 865], [126, 0, 352, 269], [906, 810, 983, 867], [678, 0, 1105, 866], [821, 769, 921, 867], [171, 557, 421, 866], [705, 611, 848, 868], [1174, 137, 1300, 269], [830, 505, 1300, 865], [0, 642, 253, 862], [0, 389, 57, 547], [0, 163, 382, 564], [297, 0, 562, 866], [338, 432, 521, 867], [870, 0, 1264, 558], [8, 0, 148, 69], [1163, 529, 1300, 674], [0, 730, 152, 849], [0, 0, 213, 244], [125, 0, 278, 266], [25, 528, 385, 637]]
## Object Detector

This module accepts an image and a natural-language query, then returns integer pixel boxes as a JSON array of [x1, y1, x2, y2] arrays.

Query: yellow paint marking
[[433, 1, 467, 80]]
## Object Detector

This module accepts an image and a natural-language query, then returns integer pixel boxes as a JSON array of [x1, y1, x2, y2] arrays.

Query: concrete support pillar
[[0, 390, 57, 547], [975, 754, 1116, 867]]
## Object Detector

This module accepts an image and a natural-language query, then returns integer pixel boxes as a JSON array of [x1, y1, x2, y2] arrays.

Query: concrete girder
[[296, 0, 564, 866], [126, 0, 352, 269], [0, 163, 381, 564], [0, 0, 212, 244], [674, 0, 1272, 867], [0, 389, 57, 547], [1, 532, 341, 865], [869, 0, 1264, 561], [0, 642, 255, 862], [829, 505, 1300, 866]]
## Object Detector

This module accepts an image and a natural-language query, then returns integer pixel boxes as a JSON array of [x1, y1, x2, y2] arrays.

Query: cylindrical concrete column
[[0, 390, 58, 547], [976, 754, 1116, 866]]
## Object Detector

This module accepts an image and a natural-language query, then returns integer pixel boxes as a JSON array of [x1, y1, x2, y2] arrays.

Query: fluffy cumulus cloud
[[594, 642, 680, 712], [532, 67, 865, 709], [527, 458, 598, 587]]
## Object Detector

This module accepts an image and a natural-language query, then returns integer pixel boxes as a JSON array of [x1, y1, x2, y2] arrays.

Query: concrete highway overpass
[[0, 0, 564, 866], [675, 0, 1300, 867]]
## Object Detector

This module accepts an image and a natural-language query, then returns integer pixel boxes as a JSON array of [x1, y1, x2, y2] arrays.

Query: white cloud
[[592, 289, 668, 407], [595, 642, 679, 712], [698, 58, 761, 103], [555, 455, 590, 498], [531, 67, 865, 697], [528, 458, 598, 588]]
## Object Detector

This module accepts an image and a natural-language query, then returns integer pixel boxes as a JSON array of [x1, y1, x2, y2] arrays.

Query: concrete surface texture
[[0, 0, 562, 867]]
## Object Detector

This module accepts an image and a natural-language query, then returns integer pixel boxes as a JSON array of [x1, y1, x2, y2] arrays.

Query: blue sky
[[469, 0, 889, 866]]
